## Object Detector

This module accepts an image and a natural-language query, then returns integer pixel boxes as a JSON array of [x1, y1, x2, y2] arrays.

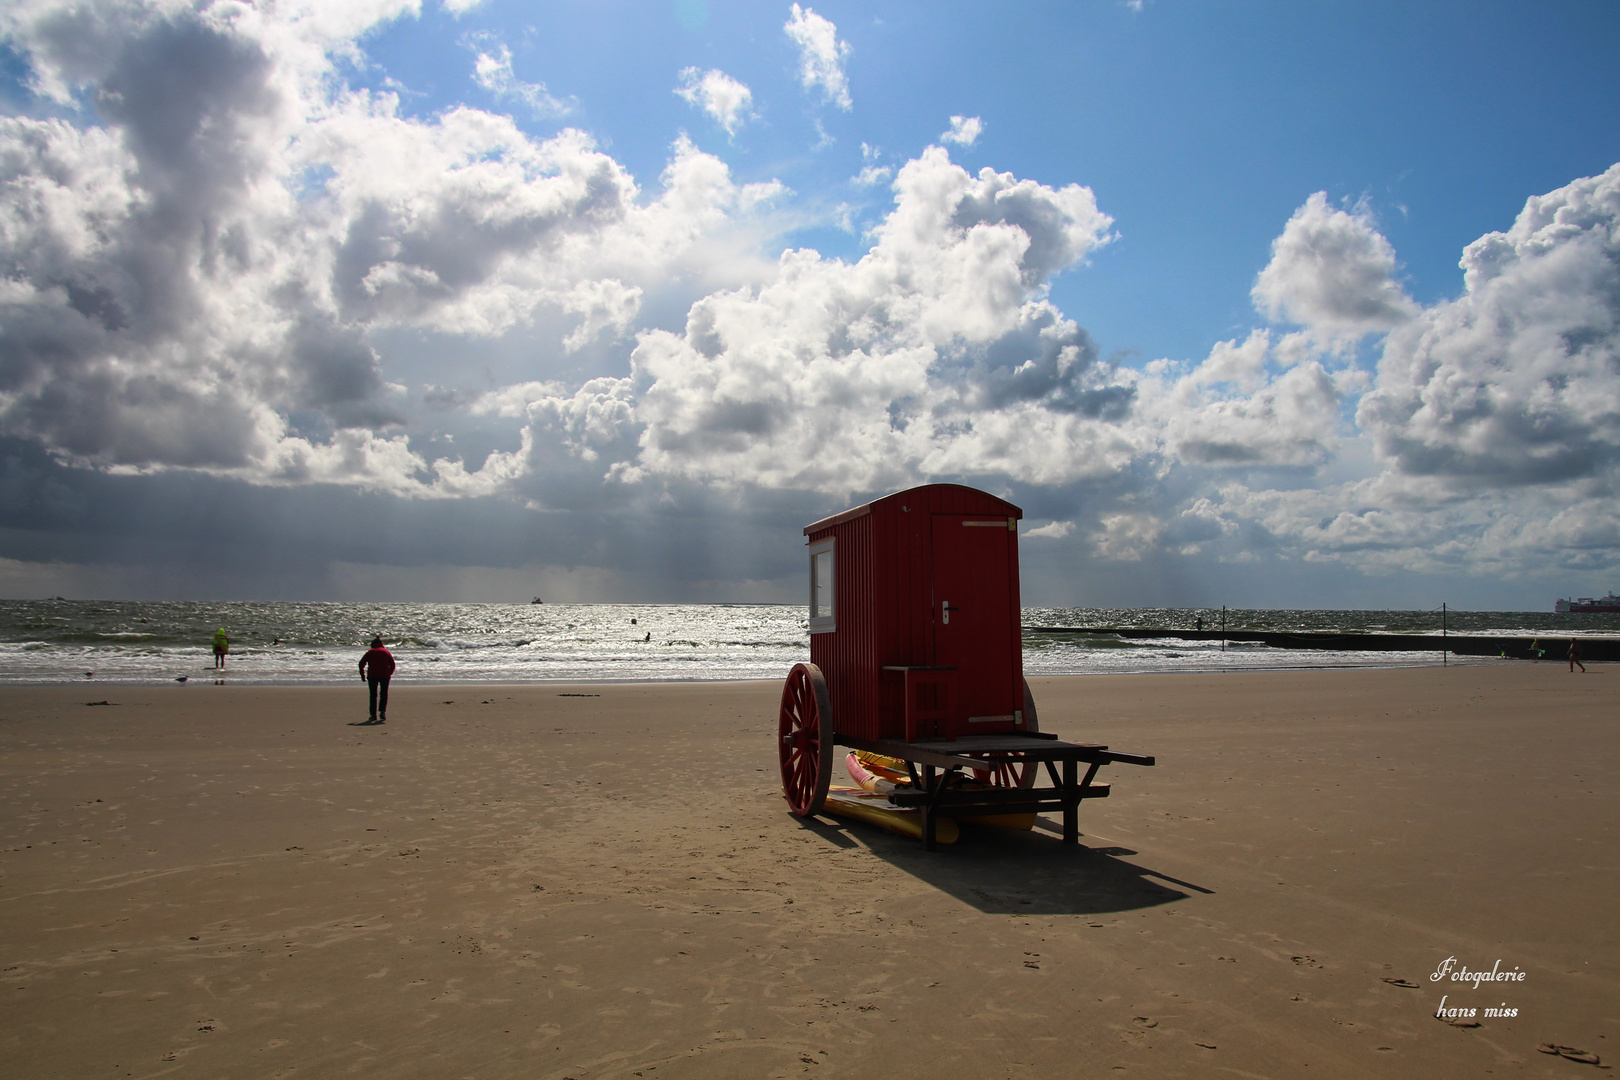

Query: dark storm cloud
[[330, 148, 637, 323], [96, 15, 280, 204], [963, 304, 1134, 418], [0, 436, 814, 600], [0, 7, 408, 473], [288, 317, 399, 428]]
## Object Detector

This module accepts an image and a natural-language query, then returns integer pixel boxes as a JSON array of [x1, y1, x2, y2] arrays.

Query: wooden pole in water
[[1442, 602, 1447, 667], [1221, 605, 1226, 652]]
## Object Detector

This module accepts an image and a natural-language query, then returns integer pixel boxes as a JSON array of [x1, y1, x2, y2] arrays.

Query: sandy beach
[[0, 666, 1613, 1079]]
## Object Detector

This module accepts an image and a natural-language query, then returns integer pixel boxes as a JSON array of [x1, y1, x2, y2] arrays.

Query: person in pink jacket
[[358, 637, 395, 724]]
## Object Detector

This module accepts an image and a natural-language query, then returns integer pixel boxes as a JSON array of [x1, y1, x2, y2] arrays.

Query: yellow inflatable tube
[[822, 786, 960, 844], [845, 752, 1035, 832]]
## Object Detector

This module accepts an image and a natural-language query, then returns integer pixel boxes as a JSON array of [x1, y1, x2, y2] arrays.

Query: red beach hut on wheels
[[778, 483, 1154, 849]]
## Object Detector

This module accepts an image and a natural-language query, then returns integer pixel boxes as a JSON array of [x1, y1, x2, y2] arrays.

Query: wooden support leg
[[1062, 759, 1078, 844], [922, 765, 937, 851]]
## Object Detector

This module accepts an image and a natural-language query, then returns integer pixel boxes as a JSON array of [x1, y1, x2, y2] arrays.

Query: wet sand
[[0, 666, 1614, 1079]]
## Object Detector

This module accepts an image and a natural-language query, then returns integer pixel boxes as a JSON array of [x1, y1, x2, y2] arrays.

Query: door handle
[[942, 600, 959, 625]]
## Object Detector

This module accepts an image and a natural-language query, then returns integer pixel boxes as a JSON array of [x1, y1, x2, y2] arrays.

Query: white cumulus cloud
[[852, 141, 890, 186], [784, 3, 851, 111], [471, 40, 573, 117], [561, 148, 1128, 494], [1137, 330, 1347, 469], [0, 1, 784, 493], [5, 0, 1620, 588], [941, 115, 983, 146], [1159, 164, 1620, 578], [675, 67, 755, 136], [1357, 163, 1620, 488], [1251, 192, 1418, 345]]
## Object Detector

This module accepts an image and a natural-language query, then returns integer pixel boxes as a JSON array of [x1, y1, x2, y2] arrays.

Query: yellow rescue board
[[822, 786, 960, 844]]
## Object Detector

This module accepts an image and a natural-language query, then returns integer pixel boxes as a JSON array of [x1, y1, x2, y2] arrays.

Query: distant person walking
[[358, 637, 395, 724], [1569, 638, 1586, 673], [212, 627, 229, 669]]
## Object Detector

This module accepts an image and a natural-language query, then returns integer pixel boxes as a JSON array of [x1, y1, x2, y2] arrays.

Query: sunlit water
[[2, 600, 1613, 686]]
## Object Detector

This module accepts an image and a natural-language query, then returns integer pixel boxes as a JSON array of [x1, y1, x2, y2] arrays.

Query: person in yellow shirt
[[212, 628, 229, 669]]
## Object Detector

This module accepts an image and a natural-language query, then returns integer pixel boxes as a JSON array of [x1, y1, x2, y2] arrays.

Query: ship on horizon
[[1555, 592, 1620, 613]]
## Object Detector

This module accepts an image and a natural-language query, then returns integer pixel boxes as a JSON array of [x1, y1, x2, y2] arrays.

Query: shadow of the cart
[[789, 813, 1212, 916]]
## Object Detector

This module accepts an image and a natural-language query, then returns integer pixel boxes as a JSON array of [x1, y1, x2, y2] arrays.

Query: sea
[[1, 599, 1614, 686]]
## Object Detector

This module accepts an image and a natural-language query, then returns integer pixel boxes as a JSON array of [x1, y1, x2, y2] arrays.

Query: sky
[[1, 0, 1618, 609]]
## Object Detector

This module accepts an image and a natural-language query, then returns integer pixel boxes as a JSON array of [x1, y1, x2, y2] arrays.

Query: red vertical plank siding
[[1007, 513, 1024, 696], [841, 511, 875, 737], [803, 484, 1022, 742]]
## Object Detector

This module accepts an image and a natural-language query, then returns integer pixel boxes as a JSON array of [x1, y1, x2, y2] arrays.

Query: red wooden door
[[930, 514, 1018, 728]]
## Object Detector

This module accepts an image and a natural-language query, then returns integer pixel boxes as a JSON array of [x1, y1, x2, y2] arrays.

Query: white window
[[808, 538, 835, 633]]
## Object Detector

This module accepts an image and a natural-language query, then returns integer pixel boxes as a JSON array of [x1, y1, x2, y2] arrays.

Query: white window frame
[[808, 538, 836, 634]]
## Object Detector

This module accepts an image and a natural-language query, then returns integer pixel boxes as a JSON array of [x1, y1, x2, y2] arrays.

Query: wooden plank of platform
[[886, 784, 1111, 811], [839, 734, 1153, 850], [909, 734, 1073, 750]]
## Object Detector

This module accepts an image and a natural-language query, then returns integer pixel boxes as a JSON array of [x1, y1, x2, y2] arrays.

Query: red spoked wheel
[[779, 662, 834, 817], [973, 679, 1040, 789]]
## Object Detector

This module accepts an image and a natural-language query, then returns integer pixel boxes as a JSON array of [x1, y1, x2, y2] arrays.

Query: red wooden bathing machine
[[804, 483, 1026, 742]]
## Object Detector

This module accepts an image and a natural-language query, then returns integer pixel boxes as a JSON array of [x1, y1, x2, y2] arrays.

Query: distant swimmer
[[212, 628, 229, 669]]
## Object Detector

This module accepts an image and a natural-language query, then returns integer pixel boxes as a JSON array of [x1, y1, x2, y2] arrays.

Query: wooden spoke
[[778, 662, 834, 817]]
